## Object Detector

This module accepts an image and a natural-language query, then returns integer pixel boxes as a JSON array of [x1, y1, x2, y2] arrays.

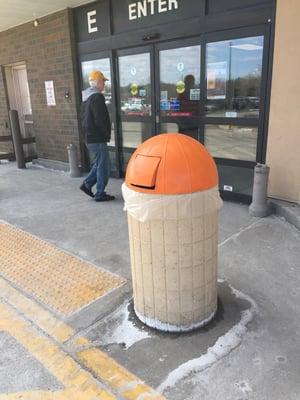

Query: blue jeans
[[84, 143, 111, 199]]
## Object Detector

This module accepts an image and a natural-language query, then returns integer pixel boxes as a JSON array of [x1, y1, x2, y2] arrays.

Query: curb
[[270, 199, 300, 231]]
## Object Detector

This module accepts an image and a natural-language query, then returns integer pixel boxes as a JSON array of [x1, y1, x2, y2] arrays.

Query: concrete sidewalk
[[0, 162, 299, 400]]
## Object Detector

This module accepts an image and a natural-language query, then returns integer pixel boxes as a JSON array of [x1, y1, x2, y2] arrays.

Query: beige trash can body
[[122, 133, 222, 332]]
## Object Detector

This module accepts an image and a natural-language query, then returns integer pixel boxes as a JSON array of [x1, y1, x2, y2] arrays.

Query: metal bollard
[[9, 110, 26, 169], [249, 163, 271, 217], [67, 144, 81, 177]]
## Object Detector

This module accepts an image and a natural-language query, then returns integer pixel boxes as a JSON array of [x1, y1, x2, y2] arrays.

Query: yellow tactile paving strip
[[0, 222, 125, 316], [0, 221, 166, 399], [0, 276, 166, 400], [0, 300, 117, 400]]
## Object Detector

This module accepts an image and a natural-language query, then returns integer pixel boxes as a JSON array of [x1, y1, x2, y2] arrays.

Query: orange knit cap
[[89, 70, 108, 81]]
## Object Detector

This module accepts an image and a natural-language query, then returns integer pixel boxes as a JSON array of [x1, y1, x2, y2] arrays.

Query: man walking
[[80, 70, 115, 201]]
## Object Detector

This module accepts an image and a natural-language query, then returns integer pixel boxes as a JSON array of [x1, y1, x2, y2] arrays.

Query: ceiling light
[[33, 13, 38, 27]]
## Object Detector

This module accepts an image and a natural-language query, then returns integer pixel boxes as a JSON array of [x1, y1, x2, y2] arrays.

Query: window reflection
[[81, 58, 112, 102], [206, 36, 263, 118], [159, 45, 201, 117], [205, 125, 257, 161], [81, 58, 115, 146], [118, 53, 151, 116]]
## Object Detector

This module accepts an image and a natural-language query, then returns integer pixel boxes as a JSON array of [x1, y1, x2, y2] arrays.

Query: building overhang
[[0, 0, 93, 32]]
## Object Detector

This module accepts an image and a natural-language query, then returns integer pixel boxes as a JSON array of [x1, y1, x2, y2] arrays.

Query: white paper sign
[[160, 90, 168, 101], [225, 111, 237, 118], [190, 88, 200, 101], [45, 81, 56, 106]]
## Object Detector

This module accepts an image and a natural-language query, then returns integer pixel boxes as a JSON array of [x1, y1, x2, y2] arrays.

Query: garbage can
[[122, 133, 222, 332]]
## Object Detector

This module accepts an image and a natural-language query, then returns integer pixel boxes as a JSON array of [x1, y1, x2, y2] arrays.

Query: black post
[[9, 110, 26, 169]]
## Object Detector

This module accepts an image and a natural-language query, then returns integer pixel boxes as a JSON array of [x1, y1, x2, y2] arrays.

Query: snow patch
[[157, 283, 258, 393], [235, 380, 253, 394], [98, 301, 150, 349], [135, 307, 216, 332]]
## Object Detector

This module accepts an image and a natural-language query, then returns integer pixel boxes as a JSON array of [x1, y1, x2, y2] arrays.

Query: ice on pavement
[[157, 283, 258, 393]]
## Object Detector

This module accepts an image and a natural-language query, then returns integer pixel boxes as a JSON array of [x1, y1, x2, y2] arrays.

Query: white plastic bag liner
[[122, 183, 223, 222]]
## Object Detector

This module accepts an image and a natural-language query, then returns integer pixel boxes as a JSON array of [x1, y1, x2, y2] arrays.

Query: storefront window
[[118, 53, 151, 117], [206, 36, 264, 118], [205, 124, 258, 161], [159, 45, 201, 117], [81, 58, 115, 146]]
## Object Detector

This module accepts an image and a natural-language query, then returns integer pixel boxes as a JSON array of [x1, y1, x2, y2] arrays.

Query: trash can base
[[134, 307, 216, 333]]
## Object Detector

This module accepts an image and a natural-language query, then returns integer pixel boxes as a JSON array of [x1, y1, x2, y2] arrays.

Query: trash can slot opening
[[128, 154, 161, 190]]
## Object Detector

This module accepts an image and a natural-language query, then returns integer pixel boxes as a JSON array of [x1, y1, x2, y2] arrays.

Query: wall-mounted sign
[[128, 0, 179, 20], [74, 0, 110, 42], [45, 81, 56, 106], [87, 10, 98, 33], [74, 0, 272, 41], [111, 0, 203, 34]]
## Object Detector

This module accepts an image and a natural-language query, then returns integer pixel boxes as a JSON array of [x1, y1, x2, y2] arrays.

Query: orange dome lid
[[125, 133, 218, 194]]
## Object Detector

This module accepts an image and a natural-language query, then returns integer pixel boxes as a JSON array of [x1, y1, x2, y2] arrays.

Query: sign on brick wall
[[45, 81, 56, 106]]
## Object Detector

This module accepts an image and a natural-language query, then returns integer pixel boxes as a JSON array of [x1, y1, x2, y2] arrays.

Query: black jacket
[[80, 92, 111, 144]]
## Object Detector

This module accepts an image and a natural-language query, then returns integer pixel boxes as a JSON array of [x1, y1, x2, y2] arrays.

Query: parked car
[[121, 98, 150, 115]]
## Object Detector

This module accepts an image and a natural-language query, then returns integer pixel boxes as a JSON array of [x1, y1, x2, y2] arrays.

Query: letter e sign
[[87, 10, 98, 33]]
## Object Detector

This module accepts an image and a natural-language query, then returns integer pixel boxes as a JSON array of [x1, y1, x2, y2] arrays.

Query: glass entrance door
[[203, 33, 266, 201], [117, 47, 154, 168], [117, 40, 202, 170], [79, 25, 268, 202], [116, 31, 267, 202], [80, 52, 119, 174], [157, 39, 201, 140]]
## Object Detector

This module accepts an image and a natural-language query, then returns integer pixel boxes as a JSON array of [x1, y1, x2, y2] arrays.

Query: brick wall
[[0, 9, 81, 162]]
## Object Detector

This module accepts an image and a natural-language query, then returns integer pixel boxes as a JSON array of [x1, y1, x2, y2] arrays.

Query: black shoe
[[95, 194, 115, 202], [80, 183, 94, 198]]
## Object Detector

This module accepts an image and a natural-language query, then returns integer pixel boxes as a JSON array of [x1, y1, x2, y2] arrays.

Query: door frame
[[115, 45, 156, 172], [77, 24, 272, 203], [201, 24, 271, 202], [4, 62, 33, 137], [155, 36, 202, 141], [79, 50, 121, 175]]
